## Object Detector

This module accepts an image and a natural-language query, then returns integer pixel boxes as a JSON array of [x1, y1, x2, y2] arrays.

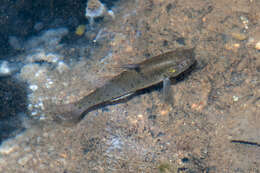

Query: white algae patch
[[0, 61, 11, 76], [13, 27, 71, 118], [20, 63, 49, 83], [26, 51, 62, 64], [25, 27, 68, 51]]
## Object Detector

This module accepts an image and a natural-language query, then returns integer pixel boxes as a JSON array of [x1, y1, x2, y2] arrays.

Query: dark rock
[[0, 77, 28, 144]]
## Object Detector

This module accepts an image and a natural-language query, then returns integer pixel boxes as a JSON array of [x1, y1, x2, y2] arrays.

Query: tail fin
[[50, 103, 86, 127]]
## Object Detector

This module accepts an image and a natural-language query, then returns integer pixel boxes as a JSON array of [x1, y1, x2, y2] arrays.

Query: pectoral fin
[[162, 77, 173, 104]]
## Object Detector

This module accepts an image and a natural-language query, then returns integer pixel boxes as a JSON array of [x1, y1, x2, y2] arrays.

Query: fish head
[[162, 48, 195, 78]]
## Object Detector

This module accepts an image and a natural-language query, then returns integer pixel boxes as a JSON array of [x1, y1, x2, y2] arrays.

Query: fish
[[49, 48, 196, 126]]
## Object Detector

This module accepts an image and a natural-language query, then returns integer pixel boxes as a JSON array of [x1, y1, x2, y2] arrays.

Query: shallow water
[[0, 0, 259, 172]]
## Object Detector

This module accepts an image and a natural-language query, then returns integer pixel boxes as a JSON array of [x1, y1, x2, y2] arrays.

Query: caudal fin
[[50, 103, 86, 127]]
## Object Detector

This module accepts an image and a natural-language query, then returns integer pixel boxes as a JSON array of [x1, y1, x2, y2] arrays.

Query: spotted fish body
[[51, 48, 195, 126]]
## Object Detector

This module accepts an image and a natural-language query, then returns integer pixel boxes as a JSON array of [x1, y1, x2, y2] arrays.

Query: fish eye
[[178, 60, 187, 69], [168, 68, 176, 73]]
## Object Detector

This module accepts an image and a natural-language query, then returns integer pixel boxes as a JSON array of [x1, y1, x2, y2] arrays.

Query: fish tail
[[51, 103, 86, 127]]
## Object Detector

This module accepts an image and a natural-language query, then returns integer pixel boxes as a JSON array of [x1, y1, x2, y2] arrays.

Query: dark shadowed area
[[0, 77, 28, 144]]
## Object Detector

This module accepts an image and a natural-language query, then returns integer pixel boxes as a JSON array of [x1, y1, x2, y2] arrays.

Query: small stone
[[137, 114, 143, 119], [0, 61, 11, 76], [75, 25, 86, 36], [160, 109, 169, 116], [18, 154, 33, 165], [125, 45, 133, 52], [107, 10, 115, 19], [31, 111, 38, 116], [29, 84, 38, 91], [240, 16, 249, 29], [255, 41, 260, 50], [231, 32, 247, 41], [233, 95, 239, 102], [225, 43, 240, 50], [233, 43, 240, 48], [57, 61, 69, 73]]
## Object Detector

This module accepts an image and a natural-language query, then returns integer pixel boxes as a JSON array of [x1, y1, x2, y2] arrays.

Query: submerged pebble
[[255, 41, 260, 50], [0, 61, 11, 76], [25, 27, 68, 50], [75, 25, 86, 36], [231, 32, 247, 41], [29, 84, 38, 91]]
